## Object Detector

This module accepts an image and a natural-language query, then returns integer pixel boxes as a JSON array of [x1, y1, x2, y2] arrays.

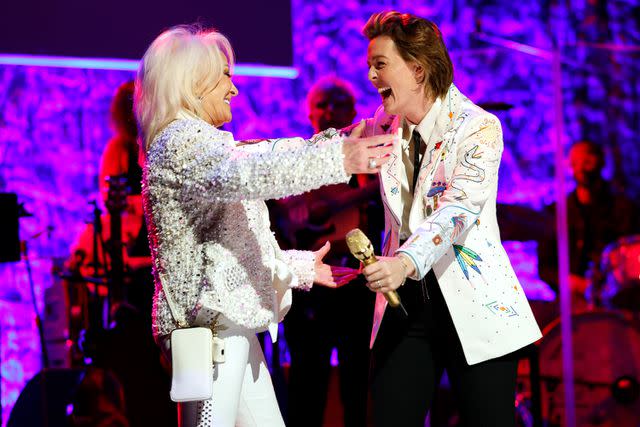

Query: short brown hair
[[363, 11, 453, 99]]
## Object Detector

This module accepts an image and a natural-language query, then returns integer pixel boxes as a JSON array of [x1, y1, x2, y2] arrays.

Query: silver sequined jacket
[[143, 116, 350, 339]]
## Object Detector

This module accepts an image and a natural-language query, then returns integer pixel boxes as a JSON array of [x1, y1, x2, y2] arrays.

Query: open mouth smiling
[[378, 87, 393, 99]]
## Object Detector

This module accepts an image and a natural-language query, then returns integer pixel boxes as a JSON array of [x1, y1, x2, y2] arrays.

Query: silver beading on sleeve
[[148, 119, 350, 203], [280, 249, 316, 291]]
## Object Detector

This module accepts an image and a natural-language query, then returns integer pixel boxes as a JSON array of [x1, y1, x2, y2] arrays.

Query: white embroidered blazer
[[143, 115, 350, 339], [365, 84, 542, 364]]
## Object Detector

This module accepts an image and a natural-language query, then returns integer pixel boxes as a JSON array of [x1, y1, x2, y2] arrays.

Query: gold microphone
[[346, 229, 407, 316]]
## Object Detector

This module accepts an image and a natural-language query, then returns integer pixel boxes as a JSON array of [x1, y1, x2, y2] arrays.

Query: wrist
[[396, 255, 410, 287], [397, 254, 416, 280]]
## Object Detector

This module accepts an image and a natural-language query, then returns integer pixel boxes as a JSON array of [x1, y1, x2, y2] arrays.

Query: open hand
[[313, 241, 359, 288]]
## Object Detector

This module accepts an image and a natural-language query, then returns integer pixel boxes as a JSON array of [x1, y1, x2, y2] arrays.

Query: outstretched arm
[[279, 242, 358, 291], [150, 120, 395, 203]]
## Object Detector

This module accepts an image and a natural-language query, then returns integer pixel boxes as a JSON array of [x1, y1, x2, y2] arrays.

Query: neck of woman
[[405, 95, 435, 125]]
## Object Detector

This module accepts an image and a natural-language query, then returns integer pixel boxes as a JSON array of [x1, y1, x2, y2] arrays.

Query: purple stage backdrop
[[0, 0, 638, 422]]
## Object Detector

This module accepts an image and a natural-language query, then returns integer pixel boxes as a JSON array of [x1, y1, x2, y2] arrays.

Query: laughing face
[[201, 57, 238, 127], [367, 35, 429, 123]]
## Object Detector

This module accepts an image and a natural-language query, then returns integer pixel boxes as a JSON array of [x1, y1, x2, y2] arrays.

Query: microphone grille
[[346, 228, 373, 259]]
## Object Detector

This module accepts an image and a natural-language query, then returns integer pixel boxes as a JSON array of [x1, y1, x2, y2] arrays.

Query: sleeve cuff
[[395, 249, 423, 281], [282, 250, 315, 291]]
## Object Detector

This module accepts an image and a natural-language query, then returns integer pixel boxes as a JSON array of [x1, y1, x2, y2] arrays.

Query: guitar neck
[[105, 174, 129, 304]]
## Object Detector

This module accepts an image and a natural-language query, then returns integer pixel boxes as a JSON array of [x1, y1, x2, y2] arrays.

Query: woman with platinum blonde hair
[[135, 26, 396, 427]]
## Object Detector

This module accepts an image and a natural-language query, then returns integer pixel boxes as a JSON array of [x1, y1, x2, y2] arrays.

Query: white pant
[[175, 318, 285, 427]]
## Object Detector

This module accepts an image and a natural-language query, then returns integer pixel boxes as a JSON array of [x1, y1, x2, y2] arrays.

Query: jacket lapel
[[377, 114, 403, 226], [409, 85, 463, 228], [374, 84, 466, 229]]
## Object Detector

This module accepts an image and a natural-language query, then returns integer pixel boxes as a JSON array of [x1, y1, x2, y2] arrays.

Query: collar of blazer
[[376, 84, 466, 226]]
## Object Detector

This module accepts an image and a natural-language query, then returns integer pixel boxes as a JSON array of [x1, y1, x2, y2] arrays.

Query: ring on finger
[[368, 158, 377, 169], [375, 280, 381, 289]]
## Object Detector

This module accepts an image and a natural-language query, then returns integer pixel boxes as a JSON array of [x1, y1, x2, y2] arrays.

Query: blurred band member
[[538, 140, 640, 303]]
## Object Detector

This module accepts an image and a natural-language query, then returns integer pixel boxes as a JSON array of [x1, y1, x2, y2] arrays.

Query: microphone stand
[[21, 239, 50, 369], [76, 200, 110, 363], [89, 201, 108, 332]]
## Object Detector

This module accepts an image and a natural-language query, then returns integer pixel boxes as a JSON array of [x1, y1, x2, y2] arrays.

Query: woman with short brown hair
[[359, 11, 542, 427]]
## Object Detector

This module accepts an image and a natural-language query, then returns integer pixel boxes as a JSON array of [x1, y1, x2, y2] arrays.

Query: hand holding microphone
[[346, 229, 408, 316]]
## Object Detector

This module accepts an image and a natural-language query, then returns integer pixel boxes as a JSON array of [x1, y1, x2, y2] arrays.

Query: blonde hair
[[135, 25, 235, 151]]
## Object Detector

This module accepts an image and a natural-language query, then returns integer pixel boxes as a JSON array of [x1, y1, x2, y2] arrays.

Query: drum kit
[[532, 235, 640, 427]]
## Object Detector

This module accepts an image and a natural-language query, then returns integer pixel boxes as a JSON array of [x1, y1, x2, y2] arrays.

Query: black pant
[[371, 271, 518, 427]]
